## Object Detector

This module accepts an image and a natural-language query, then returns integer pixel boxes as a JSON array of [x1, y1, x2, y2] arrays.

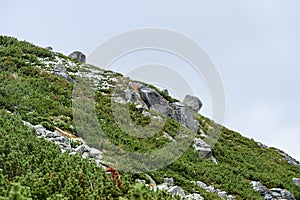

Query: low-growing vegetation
[[0, 35, 299, 199]]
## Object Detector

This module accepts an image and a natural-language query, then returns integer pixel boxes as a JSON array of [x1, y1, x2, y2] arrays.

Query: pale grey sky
[[1, 0, 300, 160]]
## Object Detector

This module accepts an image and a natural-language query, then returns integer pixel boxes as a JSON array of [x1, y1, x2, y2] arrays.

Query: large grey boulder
[[124, 87, 197, 132], [183, 95, 202, 112], [292, 178, 300, 187], [68, 51, 86, 63], [171, 102, 197, 132], [140, 88, 174, 117]]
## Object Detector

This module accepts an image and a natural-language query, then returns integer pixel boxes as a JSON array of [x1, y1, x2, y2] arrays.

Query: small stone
[[82, 152, 89, 159], [89, 148, 102, 159], [184, 193, 204, 200], [156, 183, 169, 191], [135, 179, 146, 184], [163, 178, 174, 186], [292, 178, 300, 187], [45, 131, 55, 138], [195, 181, 207, 189], [167, 186, 185, 197], [227, 195, 235, 200], [217, 191, 227, 198], [205, 185, 215, 193]]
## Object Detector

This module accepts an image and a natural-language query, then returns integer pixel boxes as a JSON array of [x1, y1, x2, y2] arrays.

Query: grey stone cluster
[[251, 181, 296, 200], [282, 153, 300, 167], [195, 180, 235, 200], [117, 85, 201, 133], [23, 121, 104, 168], [142, 177, 204, 200]]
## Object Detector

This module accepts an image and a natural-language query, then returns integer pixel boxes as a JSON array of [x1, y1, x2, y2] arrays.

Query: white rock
[[89, 148, 102, 159], [195, 181, 207, 189], [156, 183, 169, 191], [184, 193, 204, 200], [167, 186, 185, 197]]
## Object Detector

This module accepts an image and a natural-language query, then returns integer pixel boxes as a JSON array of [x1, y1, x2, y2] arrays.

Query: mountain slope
[[0, 36, 299, 200]]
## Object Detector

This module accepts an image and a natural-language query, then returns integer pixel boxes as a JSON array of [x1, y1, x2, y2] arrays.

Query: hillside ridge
[[0, 35, 299, 200]]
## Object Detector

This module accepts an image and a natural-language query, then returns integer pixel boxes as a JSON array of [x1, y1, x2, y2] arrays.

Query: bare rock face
[[251, 181, 296, 200], [139, 88, 197, 132], [183, 95, 202, 112], [68, 51, 86, 63]]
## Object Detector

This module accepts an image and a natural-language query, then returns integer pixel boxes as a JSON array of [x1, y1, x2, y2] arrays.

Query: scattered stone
[[82, 152, 89, 159], [257, 142, 268, 148], [53, 64, 74, 82], [195, 181, 207, 189], [68, 51, 86, 63], [251, 181, 296, 200], [183, 95, 202, 112], [217, 191, 227, 198], [205, 185, 215, 193], [292, 178, 300, 187], [162, 89, 169, 95], [278, 151, 300, 167], [135, 179, 146, 184], [184, 193, 204, 200], [89, 148, 102, 159], [227, 195, 235, 200], [194, 180, 234, 199], [167, 186, 185, 197], [193, 138, 212, 158], [45, 46, 53, 51], [163, 178, 174, 186]]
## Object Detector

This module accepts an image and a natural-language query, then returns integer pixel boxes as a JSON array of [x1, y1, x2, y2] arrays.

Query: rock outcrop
[[138, 87, 197, 132], [195, 180, 235, 200], [183, 95, 202, 112], [251, 181, 295, 200], [68, 51, 86, 63], [23, 121, 105, 169]]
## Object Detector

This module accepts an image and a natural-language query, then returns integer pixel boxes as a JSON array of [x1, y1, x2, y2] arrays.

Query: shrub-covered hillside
[[0, 36, 299, 200]]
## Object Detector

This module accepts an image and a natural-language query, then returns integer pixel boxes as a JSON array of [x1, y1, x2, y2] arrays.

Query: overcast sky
[[1, 1, 300, 160]]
